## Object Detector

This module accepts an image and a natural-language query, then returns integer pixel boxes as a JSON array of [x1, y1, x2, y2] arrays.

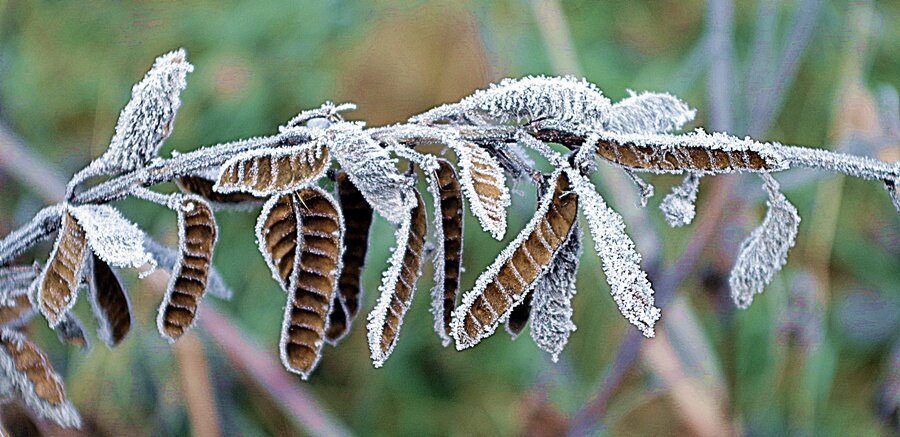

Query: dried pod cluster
[[1, 50, 898, 428]]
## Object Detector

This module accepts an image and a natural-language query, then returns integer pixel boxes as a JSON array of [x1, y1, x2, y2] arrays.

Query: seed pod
[[215, 141, 330, 197], [430, 159, 464, 346], [157, 197, 218, 341], [325, 171, 373, 343], [453, 142, 510, 240], [177, 175, 266, 205], [277, 187, 344, 378], [256, 195, 299, 291], [366, 190, 427, 367], [451, 170, 578, 350], [0, 330, 81, 428], [0, 265, 37, 328], [88, 254, 132, 347], [505, 290, 532, 339], [37, 213, 87, 327]]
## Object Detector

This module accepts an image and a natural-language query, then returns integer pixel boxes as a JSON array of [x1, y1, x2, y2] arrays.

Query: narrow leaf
[[530, 224, 582, 361], [660, 173, 701, 227], [605, 90, 696, 134], [69, 204, 153, 270], [730, 176, 800, 308]]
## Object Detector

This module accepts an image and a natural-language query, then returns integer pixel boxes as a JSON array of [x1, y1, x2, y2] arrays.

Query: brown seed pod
[[215, 141, 330, 197], [366, 190, 427, 367], [177, 175, 266, 204], [276, 187, 344, 378], [37, 213, 87, 327], [431, 159, 464, 345], [451, 170, 578, 350], [88, 254, 132, 347], [157, 197, 218, 341], [505, 290, 533, 339], [594, 137, 773, 172], [454, 142, 510, 240], [0, 330, 81, 427], [325, 171, 373, 343]]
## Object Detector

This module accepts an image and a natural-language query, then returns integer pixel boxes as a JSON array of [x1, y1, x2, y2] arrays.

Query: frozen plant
[[0, 50, 898, 428]]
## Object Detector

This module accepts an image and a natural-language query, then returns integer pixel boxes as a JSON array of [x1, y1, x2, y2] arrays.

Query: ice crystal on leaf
[[2, 49, 899, 414]]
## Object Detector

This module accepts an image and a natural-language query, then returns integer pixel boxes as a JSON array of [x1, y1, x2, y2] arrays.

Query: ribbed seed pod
[[177, 175, 265, 204], [366, 190, 427, 367], [432, 159, 464, 345], [277, 187, 344, 378], [88, 254, 132, 347], [0, 293, 32, 327], [0, 330, 81, 428], [216, 142, 330, 196], [37, 213, 87, 327], [326, 171, 373, 343], [452, 170, 578, 350], [157, 197, 217, 341], [595, 137, 772, 172]]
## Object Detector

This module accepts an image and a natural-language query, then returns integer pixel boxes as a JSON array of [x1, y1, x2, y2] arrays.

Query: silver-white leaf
[[660, 173, 701, 227], [69, 204, 154, 270], [605, 90, 696, 134], [530, 223, 582, 362]]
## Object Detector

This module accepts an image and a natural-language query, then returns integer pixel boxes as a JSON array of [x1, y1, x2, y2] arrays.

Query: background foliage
[[0, 0, 897, 435]]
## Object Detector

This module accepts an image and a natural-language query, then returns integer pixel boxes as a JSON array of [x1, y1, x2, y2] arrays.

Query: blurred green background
[[0, 0, 898, 436]]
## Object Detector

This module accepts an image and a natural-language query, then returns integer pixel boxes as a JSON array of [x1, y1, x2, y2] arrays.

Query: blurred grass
[[0, 1, 898, 436]]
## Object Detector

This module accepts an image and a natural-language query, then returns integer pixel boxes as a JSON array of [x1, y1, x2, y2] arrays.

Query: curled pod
[[177, 175, 266, 205], [215, 141, 330, 197], [430, 159, 464, 346], [88, 254, 132, 347], [366, 190, 427, 367], [157, 196, 218, 341], [37, 213, 88, 327], [451, 170, 578, 350], [325, 171, 373, 343], [275, 187, 344, 378], [505, 290, 533, 339], [0, 330, 81, 428]]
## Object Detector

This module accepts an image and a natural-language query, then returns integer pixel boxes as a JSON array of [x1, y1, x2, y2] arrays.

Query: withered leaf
[[326, 171, 373, 344], [215, 141, 330, 197], [366, 190, 427, 367], [454, 142, 510, 240], [157, 197, 218, 341], [0, 330, 81, 428], [451, 170, 578, 350], [177, 174, 266, 205], [38, 213, 87, 327], [430, 159, 464, 346], [278, 187, 344, 378], [88, 254, 132, 347]]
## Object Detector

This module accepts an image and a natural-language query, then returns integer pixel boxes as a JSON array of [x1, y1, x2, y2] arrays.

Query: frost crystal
[[530, 223, 582, 362], [69, 204, 154, 270], [566, 168, 660, 337], [660, 173, 702, 227], [411, 76, 612, 126], [605, 90, 696, 134], [326, 123, 413, 224], [729, 175, 800, 308], [93, 49, 193, 174]]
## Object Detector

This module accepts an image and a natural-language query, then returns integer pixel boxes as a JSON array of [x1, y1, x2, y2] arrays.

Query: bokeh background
[[0, 0, 898, 436]]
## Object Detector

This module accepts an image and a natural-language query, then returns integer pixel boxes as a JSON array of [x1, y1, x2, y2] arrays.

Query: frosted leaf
[[69, 204, 154, 270], [281, 101, 357, 131], [451, 170, 578, 350], [411, 76, 612, 126], [450, 141, 511, 240], [0, 329, 82, 428], [92, 49, 193, 174], [729, 175, 800, 309], [624, 170, 655, 207], [605, 90, 696, 134], [143, 237, 232, 300], [214, 141, 330, 197], [54, 312, 91, 351], [0, 205, 65, 267], [0, 265, 38, 328], [566, 168, 660, 337], [593, 129, 789, 174], [326, 122, 414, 224], [530, 223, 582, 362], [660, 173, 701, 227], [366, 191, 427, 367]]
